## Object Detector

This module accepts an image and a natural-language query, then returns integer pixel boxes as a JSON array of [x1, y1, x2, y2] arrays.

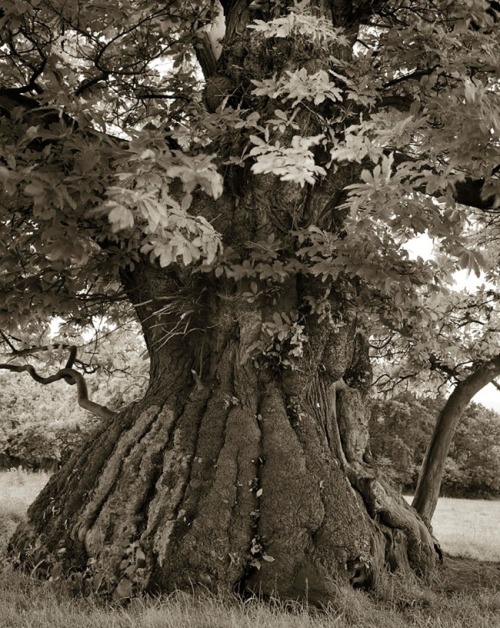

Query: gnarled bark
[[8, 263, 437, 605], [7, 0, 439, 604]]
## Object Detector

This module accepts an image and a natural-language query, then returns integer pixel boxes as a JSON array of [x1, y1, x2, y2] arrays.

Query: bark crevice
[[8, 298, 438, 604]]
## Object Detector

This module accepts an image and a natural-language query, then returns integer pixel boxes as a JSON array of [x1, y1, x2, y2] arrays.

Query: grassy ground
[[0, 469, 50, 546], [1, 471, 499, 627], [0, 569, 499, 628], [431, 497, 500, 562], [402, 495, 500, 562]]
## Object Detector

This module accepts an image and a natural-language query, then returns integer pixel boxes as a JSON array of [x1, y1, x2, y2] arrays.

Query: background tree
[[444, 401, 500, 498], [368, 393, 500, 499], [371, 285, 500, 523], [412, 353, 500, 522], [1, 0, 499, 604], [368, 393, 435, 488]]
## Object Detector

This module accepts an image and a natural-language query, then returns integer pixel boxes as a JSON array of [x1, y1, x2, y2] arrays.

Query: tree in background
[[413, 353, 500, 523], [368, 393, 435, 488], [1, 0, 499, 603], [444, 402, 500, 498], [371, 286, 500, 523]]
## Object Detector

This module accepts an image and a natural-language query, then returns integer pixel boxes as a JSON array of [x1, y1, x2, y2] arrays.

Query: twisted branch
[[0, 346, 116, 420]]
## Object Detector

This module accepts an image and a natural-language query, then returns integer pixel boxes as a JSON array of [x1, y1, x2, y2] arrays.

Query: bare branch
[[382, 66, 439, 89], [0, 347, 116, 420]]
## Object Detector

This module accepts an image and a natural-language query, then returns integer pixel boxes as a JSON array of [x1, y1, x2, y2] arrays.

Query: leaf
[[113, 578, 133, 602], [181, 245, 193, 266], [108, 205, 135, 231], [159, 245, 174, 267], [24, 181, 47, 206], [50, 563, 63, 580]]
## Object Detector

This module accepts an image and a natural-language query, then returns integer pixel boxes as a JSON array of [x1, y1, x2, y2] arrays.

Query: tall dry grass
[[1, 567, 499, 628]]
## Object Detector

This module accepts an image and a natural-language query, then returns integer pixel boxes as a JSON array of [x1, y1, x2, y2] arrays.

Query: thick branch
[[219, 0, 249, 16], [0, 349, 116, 420], [390, 151, 499, 211], [454, 177, 499, 211]]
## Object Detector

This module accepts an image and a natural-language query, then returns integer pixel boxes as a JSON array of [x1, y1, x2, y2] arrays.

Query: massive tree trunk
[[8, 261, 436, 604], [8, 0, 438, 604]]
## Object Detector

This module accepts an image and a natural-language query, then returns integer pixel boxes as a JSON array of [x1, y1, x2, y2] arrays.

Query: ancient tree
[[1, 0, 499, 603], [412, 355, 500, 523]]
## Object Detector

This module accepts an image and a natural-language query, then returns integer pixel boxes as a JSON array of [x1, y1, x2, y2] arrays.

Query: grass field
[[1, 470, 499, 628], [404, 495, 500, 562], [0, 469, 50, 546]]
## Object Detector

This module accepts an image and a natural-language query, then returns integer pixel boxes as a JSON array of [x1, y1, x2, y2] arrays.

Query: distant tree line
[[369, 393, 500, 499]]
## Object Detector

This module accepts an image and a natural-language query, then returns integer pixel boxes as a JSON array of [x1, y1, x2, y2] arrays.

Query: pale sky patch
[[404, 234, 500, 413], [473, 383, 500, 413], [403, 232, 434, 261]]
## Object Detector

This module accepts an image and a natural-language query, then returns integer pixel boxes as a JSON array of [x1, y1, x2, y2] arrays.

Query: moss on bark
[[8, 294, 437, 605]]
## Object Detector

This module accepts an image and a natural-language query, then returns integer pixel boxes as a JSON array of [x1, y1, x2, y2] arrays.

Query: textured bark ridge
[[8, 277, 436, 605], [8, 1, 438, 605]]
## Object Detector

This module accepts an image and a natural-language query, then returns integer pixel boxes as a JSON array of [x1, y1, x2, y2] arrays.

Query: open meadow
[[404, 495, 500, 563], [1, 470, 499, 628]]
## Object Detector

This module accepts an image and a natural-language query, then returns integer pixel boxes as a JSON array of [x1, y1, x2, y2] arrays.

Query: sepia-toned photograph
[[0, 1, 499, 626]]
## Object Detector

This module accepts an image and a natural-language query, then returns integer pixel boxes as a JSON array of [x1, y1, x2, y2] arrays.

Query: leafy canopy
[[0, 0, 499, 351]]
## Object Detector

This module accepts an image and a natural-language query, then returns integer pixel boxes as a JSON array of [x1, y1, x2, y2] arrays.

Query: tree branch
[[0, 347, 116, 420], [2, 78, 497, 215], [454, 177, 499, 211], [382, 66, 439, 89], [390, 151, 499, 211], [413, 352, 500, 523]]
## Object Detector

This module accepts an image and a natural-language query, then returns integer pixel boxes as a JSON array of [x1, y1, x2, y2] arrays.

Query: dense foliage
[[0, 0, 499, 345], [369, 393, 500, 498]]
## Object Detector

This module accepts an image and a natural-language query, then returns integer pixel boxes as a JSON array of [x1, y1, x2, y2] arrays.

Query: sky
[[473, 383, 500, 412]]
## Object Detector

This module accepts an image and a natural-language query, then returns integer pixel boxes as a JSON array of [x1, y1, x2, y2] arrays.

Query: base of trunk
[[8, 383, 436, 605], [8, 322, 437, 605]]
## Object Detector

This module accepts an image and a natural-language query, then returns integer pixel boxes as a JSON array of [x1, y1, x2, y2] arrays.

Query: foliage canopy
[[0, 0, 499, 355]]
